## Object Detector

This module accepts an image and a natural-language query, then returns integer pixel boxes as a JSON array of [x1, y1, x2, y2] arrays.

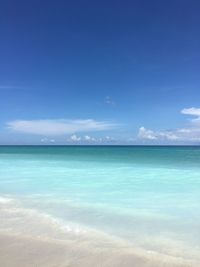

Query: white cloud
[[84, 135, 96, 141], [84, 135, 91, 141], [138, 127, 158, 140], [104, 96, 116, 107], [138, 107, 200, 142], [105, 136, 116, 141], [7, 119, 115, 136], [181, 107, 200, 125], [138, 127, 179, 141], [41, 138, 55, 143], [181, 107, 200, 117], [67, 134, 116, 143], [68, 134, 81, 142]]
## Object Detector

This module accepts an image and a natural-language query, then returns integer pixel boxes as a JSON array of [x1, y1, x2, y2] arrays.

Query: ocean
[[0, 146, 200, 266]]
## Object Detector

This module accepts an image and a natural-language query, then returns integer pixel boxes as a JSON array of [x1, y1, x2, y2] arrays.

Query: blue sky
[[0, 0, 200, 144]]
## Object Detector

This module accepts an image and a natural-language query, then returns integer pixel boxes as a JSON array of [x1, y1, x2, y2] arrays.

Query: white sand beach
[[0, 197, 196, 267], [0, 232, 195, 267]]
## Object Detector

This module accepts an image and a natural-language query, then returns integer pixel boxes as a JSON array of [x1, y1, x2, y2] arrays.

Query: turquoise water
[[0, 146, 200, 262]]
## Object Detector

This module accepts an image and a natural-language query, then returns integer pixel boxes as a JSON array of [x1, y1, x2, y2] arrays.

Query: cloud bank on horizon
[[138, 108, 200, 142], [4, 107, 200, 144], [7, 119, 116, 136]]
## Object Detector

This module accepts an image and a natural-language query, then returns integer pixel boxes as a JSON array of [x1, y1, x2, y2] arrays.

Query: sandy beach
[[0, 232, 196, 267], [0, 197, 196, 267], [0, 197, 195, 267]]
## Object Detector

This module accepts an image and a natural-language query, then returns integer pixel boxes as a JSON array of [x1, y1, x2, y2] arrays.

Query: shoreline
[[0, 196, 197, 267]]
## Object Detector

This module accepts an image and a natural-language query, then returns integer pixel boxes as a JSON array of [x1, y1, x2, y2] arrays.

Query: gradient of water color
[[0, 146, 200, 264]]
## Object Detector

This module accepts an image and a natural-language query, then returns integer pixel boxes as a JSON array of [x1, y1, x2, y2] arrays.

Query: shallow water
[[0, 146, 200, 265]]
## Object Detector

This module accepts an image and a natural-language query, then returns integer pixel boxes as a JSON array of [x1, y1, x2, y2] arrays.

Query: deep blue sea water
[[0, 146, 200, 263]]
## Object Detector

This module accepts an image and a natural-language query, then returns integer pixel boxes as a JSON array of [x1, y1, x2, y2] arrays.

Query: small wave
[[0, 195, 89, 240]]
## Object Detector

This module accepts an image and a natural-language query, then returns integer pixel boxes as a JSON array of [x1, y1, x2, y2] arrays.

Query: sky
[[0, 0, 200, 145]]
